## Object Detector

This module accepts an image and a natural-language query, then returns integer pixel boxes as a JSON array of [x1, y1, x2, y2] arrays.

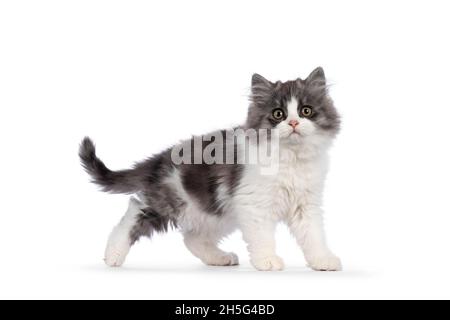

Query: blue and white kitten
[[79, 67, 342, 271]]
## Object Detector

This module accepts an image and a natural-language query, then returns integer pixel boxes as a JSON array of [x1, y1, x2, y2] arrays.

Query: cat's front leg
[[289, 206, 342, 271], [239, 211, 284, 271]]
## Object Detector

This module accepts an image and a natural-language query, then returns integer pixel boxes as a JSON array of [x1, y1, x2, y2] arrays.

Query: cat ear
[[251, 73, 273, 88], [306, 67, 326, 84], [305, 67, 328, 98], [251, 73, 274, 104]]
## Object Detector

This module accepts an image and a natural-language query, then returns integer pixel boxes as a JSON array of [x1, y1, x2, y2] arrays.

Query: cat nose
[[288, 120, 299, 128]]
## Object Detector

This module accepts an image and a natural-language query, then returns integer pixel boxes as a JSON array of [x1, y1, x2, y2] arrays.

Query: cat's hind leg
[[183, 232, 239, 266], [104, 196, 173, 267], [104, 196, 145, 267]]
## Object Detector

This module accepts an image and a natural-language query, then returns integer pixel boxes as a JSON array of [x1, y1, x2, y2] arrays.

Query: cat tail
[[79, 137, 141, 194]]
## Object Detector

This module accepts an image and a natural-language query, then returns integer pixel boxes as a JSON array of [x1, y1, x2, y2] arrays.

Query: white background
[[1, 0, 449, 299]]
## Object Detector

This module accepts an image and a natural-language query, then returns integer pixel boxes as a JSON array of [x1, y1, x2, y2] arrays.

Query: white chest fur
[[236, 143, 329, 220], [274, 148, 327, 218]]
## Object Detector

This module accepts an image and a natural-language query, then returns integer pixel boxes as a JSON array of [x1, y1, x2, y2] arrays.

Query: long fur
[[81, 67, 343, 271]]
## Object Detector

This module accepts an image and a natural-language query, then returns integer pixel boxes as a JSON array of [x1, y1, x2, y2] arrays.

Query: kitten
[[79, 67, 342, 271]]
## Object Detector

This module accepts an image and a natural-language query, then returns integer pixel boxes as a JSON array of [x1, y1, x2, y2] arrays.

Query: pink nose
[[288, 120, 299, 128]]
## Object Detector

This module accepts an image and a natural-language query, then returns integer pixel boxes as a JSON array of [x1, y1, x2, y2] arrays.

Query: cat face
[[246, 67, 340, 143]]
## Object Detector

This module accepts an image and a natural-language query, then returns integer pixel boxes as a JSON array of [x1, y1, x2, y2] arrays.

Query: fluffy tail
[[79, 137, 140, 194]]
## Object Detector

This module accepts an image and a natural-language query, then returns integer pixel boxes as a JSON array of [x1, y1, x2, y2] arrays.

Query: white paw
[[205, 252, 239, 266], [307, 254, 342, 271], [104, 244, 130, 267], [251, 255, 285, 271], [104, 228, 131, 267]]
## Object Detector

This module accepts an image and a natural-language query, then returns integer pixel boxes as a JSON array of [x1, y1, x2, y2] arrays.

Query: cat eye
[[300, 106, 313, 117], [272, 108, 285, 120]]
